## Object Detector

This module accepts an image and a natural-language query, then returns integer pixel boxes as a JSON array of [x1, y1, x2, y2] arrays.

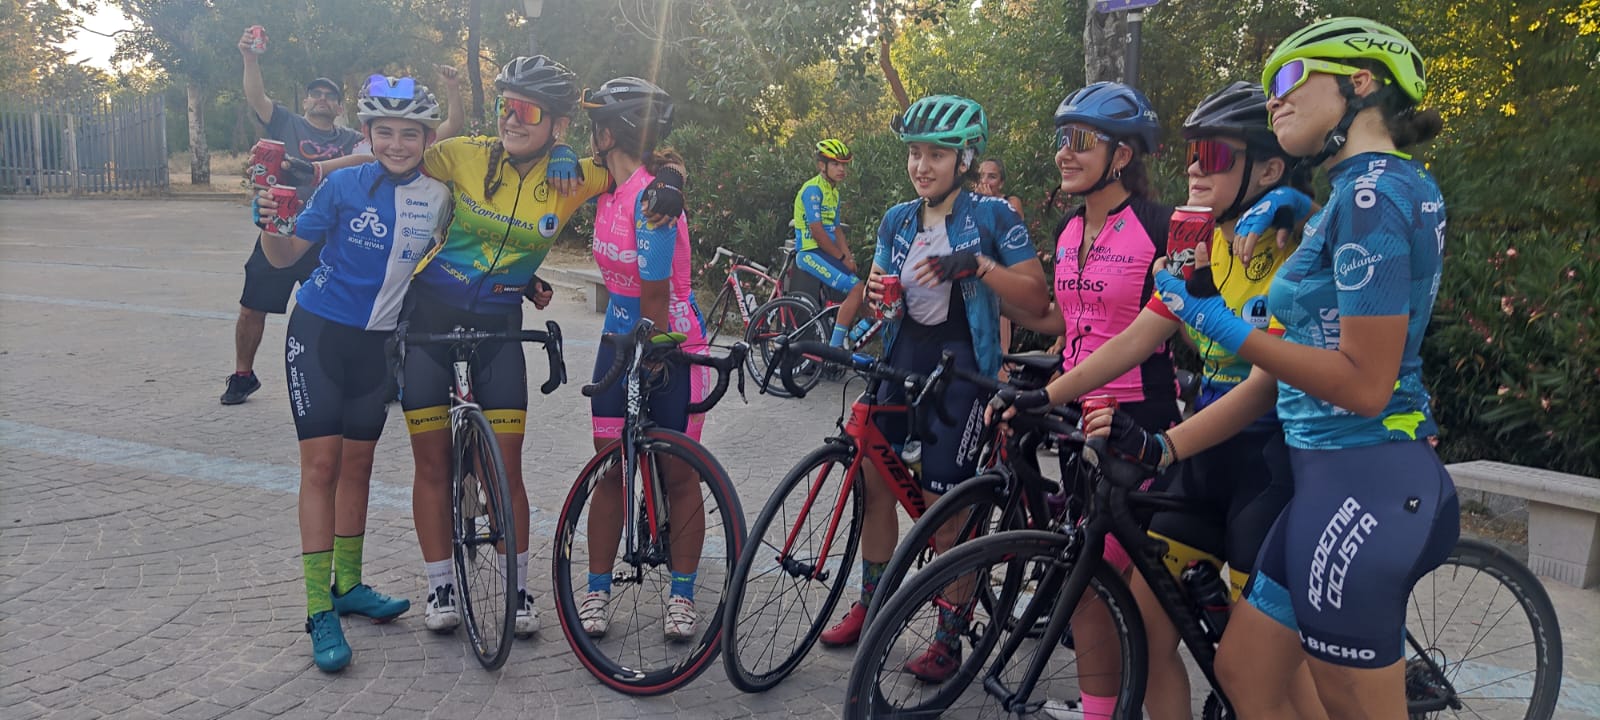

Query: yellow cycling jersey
[[413, 135, 608, 312]]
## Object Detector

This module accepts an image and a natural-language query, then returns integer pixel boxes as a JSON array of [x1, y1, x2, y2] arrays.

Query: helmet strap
[[1076, 144, 1123, 197], [923, 149, 975, 209], [1218, 154, 1257, 222], [508, 133, 558, 166], [1309, 76, 1382, 167]]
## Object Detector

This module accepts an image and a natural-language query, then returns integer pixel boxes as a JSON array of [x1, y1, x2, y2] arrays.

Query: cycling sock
[[670, 571, 697, 600], [932, 603, 967, 646], [588, 572, 612, 594], [303, 550, 334, 616], [1079, 692, 1116, 719], [517, 551, 529, 593], [425, 559, 454, 596], [860, 560, 888, 607], [830, 324, 848, 347], [332, 534, 363, 595]]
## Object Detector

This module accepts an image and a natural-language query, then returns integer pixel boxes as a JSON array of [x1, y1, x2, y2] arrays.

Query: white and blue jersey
[[294, 163, 452, 331], [1268, 152, 1446, 449]]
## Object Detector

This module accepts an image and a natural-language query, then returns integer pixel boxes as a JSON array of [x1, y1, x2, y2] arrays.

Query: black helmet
[[581, 77, 674, 139], [494, 56, 580, 116], [1182, 81, 1284, 156]]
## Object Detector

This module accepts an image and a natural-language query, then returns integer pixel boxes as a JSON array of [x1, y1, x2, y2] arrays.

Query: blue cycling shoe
[[305, 610, 352, 672], [332, 583, 411, 623]]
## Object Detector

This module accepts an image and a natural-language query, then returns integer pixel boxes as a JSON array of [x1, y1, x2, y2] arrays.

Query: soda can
[[1167, 206, 1215, 280], [268, 185, 298, 233], [248, 139, 287, 188], [1080, 393, 1119, 429], [247, 25, 268, 54], [876, 274, 904, 321]]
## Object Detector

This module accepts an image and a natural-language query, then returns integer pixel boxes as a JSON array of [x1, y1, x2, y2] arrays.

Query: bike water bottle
[[1180, 561, 1232, 643], [900, 440, 923, 478], [848, 319, 873, 343]]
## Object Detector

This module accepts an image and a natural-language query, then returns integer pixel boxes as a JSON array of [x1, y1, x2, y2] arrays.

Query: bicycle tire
[[745, 296, 825, 398], [1404, 537, 1563, 719], [552, 429, 746, 695], [846, 530, 1148, 719], [722, 443, 864, 692], [451, 408, 518, 670]]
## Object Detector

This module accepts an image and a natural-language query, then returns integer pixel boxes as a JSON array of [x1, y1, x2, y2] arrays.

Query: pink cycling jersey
[[1053, 197, 1177, 404], [591, 165, 709, 439]]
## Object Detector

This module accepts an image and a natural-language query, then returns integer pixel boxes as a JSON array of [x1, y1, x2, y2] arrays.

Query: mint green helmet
[[892, 95, 989, 156]]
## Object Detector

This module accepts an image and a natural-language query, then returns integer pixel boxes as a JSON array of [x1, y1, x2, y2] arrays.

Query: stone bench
[[1447, 460, 1600, 588]]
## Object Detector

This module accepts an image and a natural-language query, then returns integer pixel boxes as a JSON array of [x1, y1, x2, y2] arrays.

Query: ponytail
[[484, 140, 507, 197]]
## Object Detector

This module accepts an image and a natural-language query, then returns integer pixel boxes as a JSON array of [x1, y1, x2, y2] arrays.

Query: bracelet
[[979, 256, 997, 278], [1155, 431, 1177, 469]]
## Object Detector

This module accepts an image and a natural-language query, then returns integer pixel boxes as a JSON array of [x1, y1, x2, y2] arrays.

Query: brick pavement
[[1, 199, 1596, 719]]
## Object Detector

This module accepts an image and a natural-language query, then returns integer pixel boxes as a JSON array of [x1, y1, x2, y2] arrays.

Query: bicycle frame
[[615, 337, 672, 570]]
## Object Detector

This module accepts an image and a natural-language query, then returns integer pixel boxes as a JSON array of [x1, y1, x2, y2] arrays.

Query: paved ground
[[1, 198, 1596, 719]]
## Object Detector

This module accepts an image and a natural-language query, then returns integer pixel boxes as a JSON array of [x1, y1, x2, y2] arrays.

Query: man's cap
[[305, 78, 342, 98]]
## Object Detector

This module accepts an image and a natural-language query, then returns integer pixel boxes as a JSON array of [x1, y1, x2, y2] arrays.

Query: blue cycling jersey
[[1268, 152, 1446, 449], [293, 163, 452, 331]]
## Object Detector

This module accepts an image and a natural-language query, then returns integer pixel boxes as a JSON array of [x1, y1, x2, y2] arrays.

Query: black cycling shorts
[[589, 340, 693, 440], [284, 306, 391, 441], [1148, 428, 1294, 575], [873, 337, 989, 495], [399, 288, 528, 435], [1245, 440, 1459, 668], [241, 235, 324, 314]]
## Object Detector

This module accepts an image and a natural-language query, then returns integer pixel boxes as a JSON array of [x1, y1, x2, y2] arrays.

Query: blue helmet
[[1053, 82, 1161, 154]]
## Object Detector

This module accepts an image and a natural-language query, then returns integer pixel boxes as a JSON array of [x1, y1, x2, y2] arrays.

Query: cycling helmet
[[356, 75, 442, 129], [1054, 82, 1160, 154], [892, 95, 989, 156], [1262, 17, 1426, 103], [581, 76, 674, 137], [816, 138, 852, 163], [494, 55, 580, 116], [1182, 82, 1282, 154]]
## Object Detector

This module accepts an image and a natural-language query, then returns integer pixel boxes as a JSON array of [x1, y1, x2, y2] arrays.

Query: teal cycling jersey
[[873, 191, 1036, 380], [1268, 152, 1446, 449], [793, 175, 840, 252]]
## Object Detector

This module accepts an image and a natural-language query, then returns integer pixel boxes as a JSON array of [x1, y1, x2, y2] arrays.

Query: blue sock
[[670, 571, 697, 600], [830, 324, 847, 347], [588, 572, 612, 594]]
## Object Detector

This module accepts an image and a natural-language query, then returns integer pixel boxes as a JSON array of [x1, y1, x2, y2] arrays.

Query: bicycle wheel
[[867, 472, 1021, 625], [722, 444, 863, 692], [451, 408, 518, 670], [745, 296, 825, 398], [1404, 538, 1563, 719], [552, 429, 746, 695], [846, 530, 1147, 719]]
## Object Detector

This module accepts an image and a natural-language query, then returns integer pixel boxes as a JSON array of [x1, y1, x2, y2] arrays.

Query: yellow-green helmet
[[1262, 17, 1426, 103], [816, 138, 852, 163]]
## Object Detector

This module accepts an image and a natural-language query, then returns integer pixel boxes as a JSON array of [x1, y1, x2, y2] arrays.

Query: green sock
[[860, 560, 888, 607], [333, 534, 364, 595], [303, 550, 334, 615]]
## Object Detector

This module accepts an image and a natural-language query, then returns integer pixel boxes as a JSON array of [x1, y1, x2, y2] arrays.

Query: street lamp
[[523, 0, 545, 55]]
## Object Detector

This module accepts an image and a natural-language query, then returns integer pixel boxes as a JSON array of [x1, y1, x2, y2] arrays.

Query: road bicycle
[[846, 436, 1565, 719], [397, 321, 565, 671], [550, 320, 750, 695]]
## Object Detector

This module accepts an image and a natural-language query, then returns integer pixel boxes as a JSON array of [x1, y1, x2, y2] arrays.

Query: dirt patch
[[169, 152, 252, 189]]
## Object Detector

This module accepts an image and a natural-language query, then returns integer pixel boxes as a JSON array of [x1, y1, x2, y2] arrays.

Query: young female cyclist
[[975, 157, 1024, 218], [1001, 80, 1180, 719], [568, 77, 712, 641], [254, 76, 451, 672], [402, 56, 616, 638], [1090, 17, 1453, 720], [1008, 81, 1325, 720], [816, 94, 1052, 682]]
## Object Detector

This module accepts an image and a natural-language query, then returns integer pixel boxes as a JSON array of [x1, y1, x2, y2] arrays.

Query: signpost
[[1095, 0, 1161, 88], [523, 0, 545, 55]]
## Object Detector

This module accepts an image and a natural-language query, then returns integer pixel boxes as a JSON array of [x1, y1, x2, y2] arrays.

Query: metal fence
[[0, 94, 168, 194]]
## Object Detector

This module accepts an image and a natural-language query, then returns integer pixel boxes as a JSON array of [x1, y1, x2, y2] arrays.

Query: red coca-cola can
[[248, 139, 286, 188], [1080, 393, 1119, 429], [1167, 206, 1215, 280], [267, 185, 298, 233], [876, 274, 904, 321], [246, 25, 268, 54]]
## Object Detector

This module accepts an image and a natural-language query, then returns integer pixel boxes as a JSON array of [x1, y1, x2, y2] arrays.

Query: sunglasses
[[497, 96, 545, 126], [306, 89, 340, 100], [1056, 126, 1112, 153], [366, 74, 416, 100], [1186, 138, 1243, 175], [1267, 58, 1368, 100]]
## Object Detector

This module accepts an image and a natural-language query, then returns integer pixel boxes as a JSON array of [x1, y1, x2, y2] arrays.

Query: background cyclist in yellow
[[793, 139, 870, 347]]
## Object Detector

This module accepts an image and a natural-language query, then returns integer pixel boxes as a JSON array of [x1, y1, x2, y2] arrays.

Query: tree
[[0, 0, 93, 98]]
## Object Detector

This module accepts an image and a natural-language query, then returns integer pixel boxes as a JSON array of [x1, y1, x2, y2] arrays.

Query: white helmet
[[356, 75, 442, 129]]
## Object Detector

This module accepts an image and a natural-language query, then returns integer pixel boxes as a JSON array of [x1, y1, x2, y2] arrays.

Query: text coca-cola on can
[[1080, 393, 1119, 429], [877, 274, 904, 321], [247, 25, 268, 54], [249, 139, 287, 188], [267, 185, 298, 233], [1167, 206, 1215, 280]]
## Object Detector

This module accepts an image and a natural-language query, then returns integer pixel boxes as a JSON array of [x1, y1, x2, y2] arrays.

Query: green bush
[[1423, 228, 1600, 477]]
